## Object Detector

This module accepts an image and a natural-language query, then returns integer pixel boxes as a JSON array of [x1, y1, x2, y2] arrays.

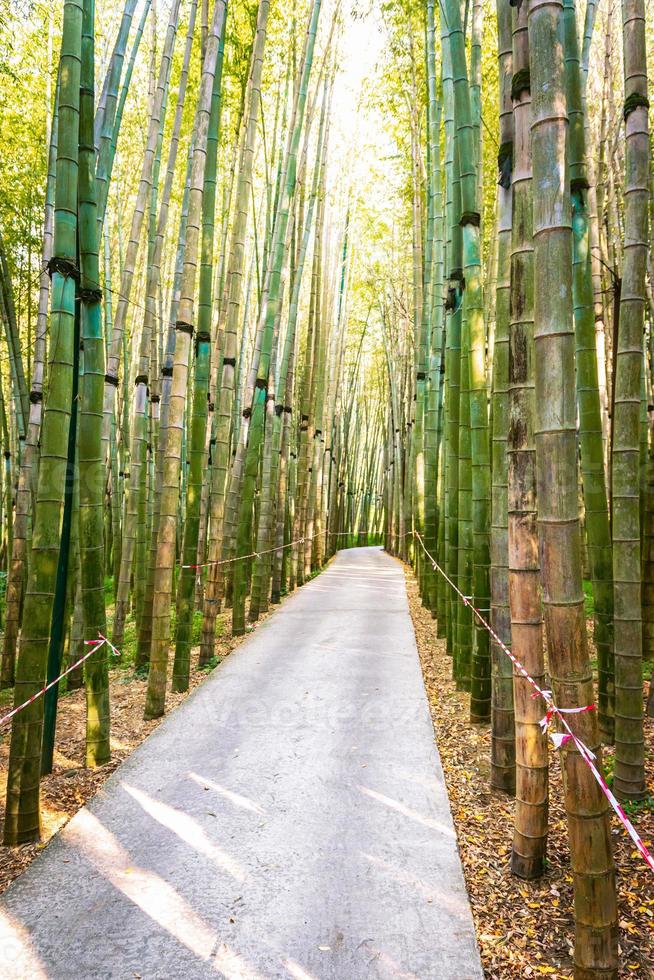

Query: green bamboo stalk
[[489, 0, 515, 796], [0, 236, 28, 439], [231, 0, 322, 635], [112, 0, 198, 650], [423, 0, 444, 617], [137, 128, 196, 664], [199, 0, 270, 660], [251, 102, 326, 616], [563, 0, 615, 746], [3, 0, 83, 845], [101, 0, 180, 484], [507, 0, 547, 877], [612, 0, 649, 800], [1, 74, 59, 688], [443, 0, 491, 721], [440, 18, 462, 657], [455, 289, 473, 691], [96, 0, 152, 235], [145, 0, 228, 719], [94, 0, 138, 148], [78, 0, 110, 766], [173, 15, 226, 691], [529, 0, 618, 968]]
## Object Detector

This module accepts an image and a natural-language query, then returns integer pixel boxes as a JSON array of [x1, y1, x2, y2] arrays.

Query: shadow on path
[[0, 547, 482, 980]]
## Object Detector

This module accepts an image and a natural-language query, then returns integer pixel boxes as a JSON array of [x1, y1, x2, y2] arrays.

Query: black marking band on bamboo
[[161, 366, 173, 377], [29, 390, 43, 404], [123, 472, 130, 479], [275, 403, 284, 416], [416, 371, 426, 381], [208, 401, 215, 411], [255, 378, 267, 390], [195, 331, 210, 354], [105, 373, 119, 387], [79, 286, 103, 303], [3, 451, 10, 459], [222, 356, 236, 366], [284, 406, 293, 414], [623, 92, 649, 120], [450, 268, 464, 282], [314, 429, 322, 437], [497, 141, 513, 189], [243, 407, 252, 419], [302, 414, 309, 422], [459, 210, 481, 228], [150, 394, 161, 403], [175, 320, 194, 335], [511, 67, 530, 101], [18, 434, 25, 441], [134, 374, 148, 386], [291, 452, 297, 459], [570, 176, 591, 193], [47, 256, 80, 281]]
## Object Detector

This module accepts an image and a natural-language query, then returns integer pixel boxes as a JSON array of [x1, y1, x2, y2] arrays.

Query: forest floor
[[0, 595, 276, 895], [405, 565, 654, 980]]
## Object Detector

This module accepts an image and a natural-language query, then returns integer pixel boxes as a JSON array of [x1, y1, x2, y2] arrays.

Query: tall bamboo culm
[[529, 0, 618, 970]]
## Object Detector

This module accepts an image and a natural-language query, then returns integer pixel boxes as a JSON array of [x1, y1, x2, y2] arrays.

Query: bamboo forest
[[0, 0, 653, 976]]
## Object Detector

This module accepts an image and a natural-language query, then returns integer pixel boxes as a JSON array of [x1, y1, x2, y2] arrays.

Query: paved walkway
[[0, 547, 482, 980]]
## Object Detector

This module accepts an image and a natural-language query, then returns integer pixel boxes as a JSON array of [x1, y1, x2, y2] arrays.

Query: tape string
[[411, 529, 654, 875], [0, 633, 120, 729]]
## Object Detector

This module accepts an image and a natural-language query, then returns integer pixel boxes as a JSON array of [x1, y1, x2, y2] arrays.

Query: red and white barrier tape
[[182, 534, 314, 571], [3, 533, 366, 722], [0, 633, 120, 729], [412, 530, 654, 875], [182, 529, 359, 570]]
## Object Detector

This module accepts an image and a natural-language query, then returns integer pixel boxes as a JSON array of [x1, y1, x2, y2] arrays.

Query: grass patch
[[621, 795, 654, 819]]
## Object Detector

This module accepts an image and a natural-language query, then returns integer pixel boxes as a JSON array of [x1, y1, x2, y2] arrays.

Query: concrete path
[[0, 547, 482, 980]]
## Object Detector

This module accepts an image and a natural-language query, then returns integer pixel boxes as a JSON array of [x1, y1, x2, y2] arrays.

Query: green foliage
[[620, 794, 654, 819], [0, 1, 52, 315]]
